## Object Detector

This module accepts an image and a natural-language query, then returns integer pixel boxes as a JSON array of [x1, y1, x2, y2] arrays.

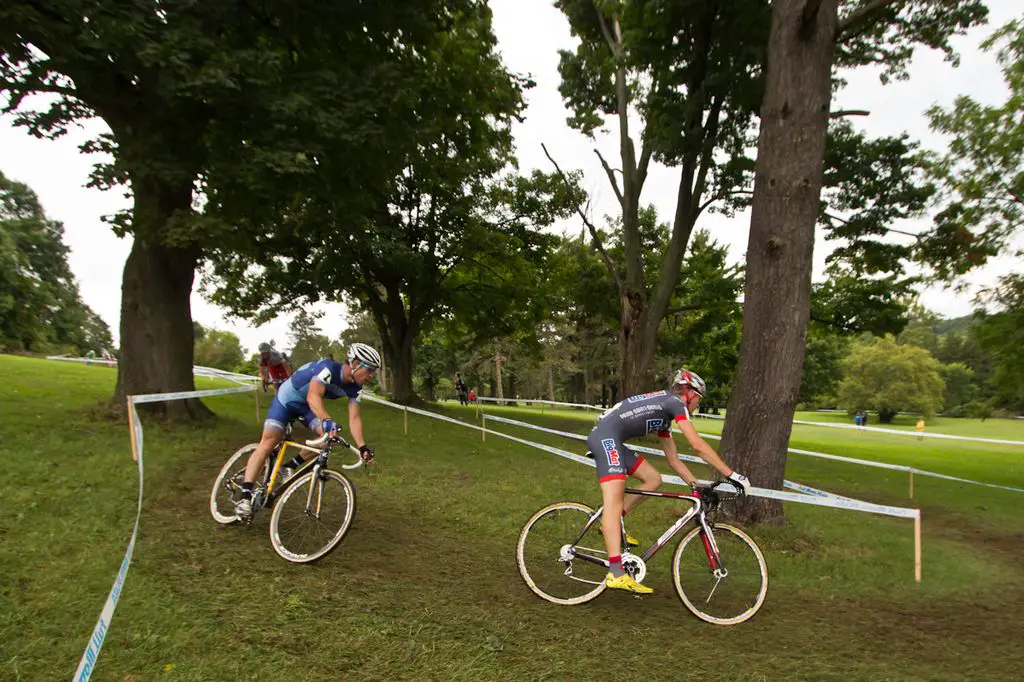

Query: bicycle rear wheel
[[672, 523, 768, 625], [269, 468, 356, 563], [210, 444, 268, 524], [516, 502, 608, 605]]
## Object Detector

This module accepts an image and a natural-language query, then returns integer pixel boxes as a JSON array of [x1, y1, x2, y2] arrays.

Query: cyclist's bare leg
[[244, 426, 285, 483], [599, 478, 627, 560], [287, 421, 326, 468], [623, 459, 662, 516]]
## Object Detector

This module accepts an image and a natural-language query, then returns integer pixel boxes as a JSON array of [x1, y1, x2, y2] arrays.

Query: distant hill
[[934, 314, 978, 336]]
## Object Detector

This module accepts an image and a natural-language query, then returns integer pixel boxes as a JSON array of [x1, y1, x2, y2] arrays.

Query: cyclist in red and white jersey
[[258, 342, 292, 389]]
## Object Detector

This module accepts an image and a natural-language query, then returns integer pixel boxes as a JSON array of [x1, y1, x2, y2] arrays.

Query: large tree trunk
[[719, 0, 838, 524], [113, 175, 211, 420], [618, 290, 659, 396], [382, 330, 416, 404], [495, 347, 504, 403]]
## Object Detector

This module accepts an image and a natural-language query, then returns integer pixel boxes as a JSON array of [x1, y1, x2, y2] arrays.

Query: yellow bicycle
[[210, 426, 364, 562]]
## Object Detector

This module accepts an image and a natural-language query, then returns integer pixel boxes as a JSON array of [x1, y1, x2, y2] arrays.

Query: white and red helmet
[[672, 368, 707, 396]]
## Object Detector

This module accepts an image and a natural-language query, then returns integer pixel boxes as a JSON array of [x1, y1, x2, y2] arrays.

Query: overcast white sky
[[1, 0, 1021, 353]]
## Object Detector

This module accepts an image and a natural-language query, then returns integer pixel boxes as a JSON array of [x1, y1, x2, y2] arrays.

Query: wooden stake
[[914, 513, 922, 583], [126, 397, 139, 462], [908, 470, 914, 499], [255, 383, 261, 425], [404, 406, 408, 435]]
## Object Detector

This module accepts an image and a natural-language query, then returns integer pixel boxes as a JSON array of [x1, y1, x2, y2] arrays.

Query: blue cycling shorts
[[264, 395, 322, 434]]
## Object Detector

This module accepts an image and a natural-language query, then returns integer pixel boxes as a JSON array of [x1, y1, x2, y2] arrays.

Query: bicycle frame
[[568, 488, 723, 571], [265, 439, 322, 495]]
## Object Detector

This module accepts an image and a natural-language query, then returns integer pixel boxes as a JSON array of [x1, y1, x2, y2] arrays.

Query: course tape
[[362, 396, 918, 519], [474, 396, 602, 411], [130, 384, 255, 404], [75, 381, 256, 679], [74, 405, 144, 681], [46, 356, 261, 386], [697, 411, 1024, 446], [483, 414, 862, 503], [483, 411, 1024, 494], [472, 389, 1024, 446]]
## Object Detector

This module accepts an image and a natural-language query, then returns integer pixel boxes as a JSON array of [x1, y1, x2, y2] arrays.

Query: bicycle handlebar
[[304, 432, 363, 458]]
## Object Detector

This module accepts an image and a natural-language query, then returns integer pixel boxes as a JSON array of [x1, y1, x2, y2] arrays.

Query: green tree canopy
[[924, 19, 1024, 281], [205, 4, 581, 403], [971, 274, 1024, 412], [288, 310, 344, 369], [1, 0, 479, 417], [838, 335, 945, 422], [0, 171, 112, 352], [192, 323, 244, 372]]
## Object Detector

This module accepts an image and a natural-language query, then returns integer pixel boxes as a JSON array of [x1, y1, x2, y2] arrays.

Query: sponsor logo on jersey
[[646, 418, 665, 433], [601, 438, 621, 466], [627, 390, 667, 403]]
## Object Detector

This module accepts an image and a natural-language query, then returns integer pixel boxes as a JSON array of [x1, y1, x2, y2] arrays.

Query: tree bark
[[380, 323, 417, 404], [495, 347, 504, 403], [381, 332, 416, 404], [618, 290, 659, 396], [113, 175, 211, 421], [719, 0, 839, 524]]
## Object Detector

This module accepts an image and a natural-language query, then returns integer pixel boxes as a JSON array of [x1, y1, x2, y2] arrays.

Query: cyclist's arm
[[658, 434, 701, 487], [347, 400, 366, 448], [674, 419, 734, 478], [306, 379, 333, 425]]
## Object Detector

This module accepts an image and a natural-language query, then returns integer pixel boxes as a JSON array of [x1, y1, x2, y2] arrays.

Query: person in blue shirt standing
[[234, 342, 382, 520]]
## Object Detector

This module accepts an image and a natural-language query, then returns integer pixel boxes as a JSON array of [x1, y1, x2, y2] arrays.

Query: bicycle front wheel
[[516, 502, 608, 605], [210, 444, 267, 525], [269, 468, 356, 563], [672, 523, 768, 625]]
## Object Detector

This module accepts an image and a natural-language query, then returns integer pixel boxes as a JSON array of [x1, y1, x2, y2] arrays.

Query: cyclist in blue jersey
[[586, 368, 751, 594], [234, 342, 382, 520]]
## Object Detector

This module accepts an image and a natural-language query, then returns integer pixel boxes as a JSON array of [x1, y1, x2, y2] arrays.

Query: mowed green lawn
[[2, 355, 1022, 681]]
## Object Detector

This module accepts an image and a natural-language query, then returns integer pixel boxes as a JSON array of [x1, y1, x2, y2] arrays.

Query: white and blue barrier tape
[[473, 396, 603, 411], [74, 403, 144, 681], [471, 391, 1023, 446], [364, 396, 918, 519], [482, 408, 1024, 495], [692, 411, 1024, 446], [46, 355, 261, 387], [483, 413, 864, 504], [74, 382, 255, 680], [130, 384, 255, 404]]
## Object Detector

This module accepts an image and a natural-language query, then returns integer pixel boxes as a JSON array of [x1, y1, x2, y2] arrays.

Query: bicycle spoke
[[673, 524, 768, 625], [516, 502, 608, 605], [269, 470, 356, 563]]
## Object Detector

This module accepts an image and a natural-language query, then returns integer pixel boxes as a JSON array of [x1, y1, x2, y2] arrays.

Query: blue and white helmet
[[347, 342, 381, 369]]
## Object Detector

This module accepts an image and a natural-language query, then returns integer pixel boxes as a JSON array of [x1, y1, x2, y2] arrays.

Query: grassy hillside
[[2, 355, 1022, 681]]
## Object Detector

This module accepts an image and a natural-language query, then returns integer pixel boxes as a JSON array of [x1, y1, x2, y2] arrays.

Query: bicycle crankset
[[621, 552, 647, 583]]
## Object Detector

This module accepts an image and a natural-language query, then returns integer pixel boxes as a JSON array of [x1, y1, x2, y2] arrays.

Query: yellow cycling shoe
[[605, 572, 653, 594], [599, 529, 640, 548]]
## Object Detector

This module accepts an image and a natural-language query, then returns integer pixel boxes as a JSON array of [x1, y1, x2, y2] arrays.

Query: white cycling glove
[[726, 471, 751, 495]]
